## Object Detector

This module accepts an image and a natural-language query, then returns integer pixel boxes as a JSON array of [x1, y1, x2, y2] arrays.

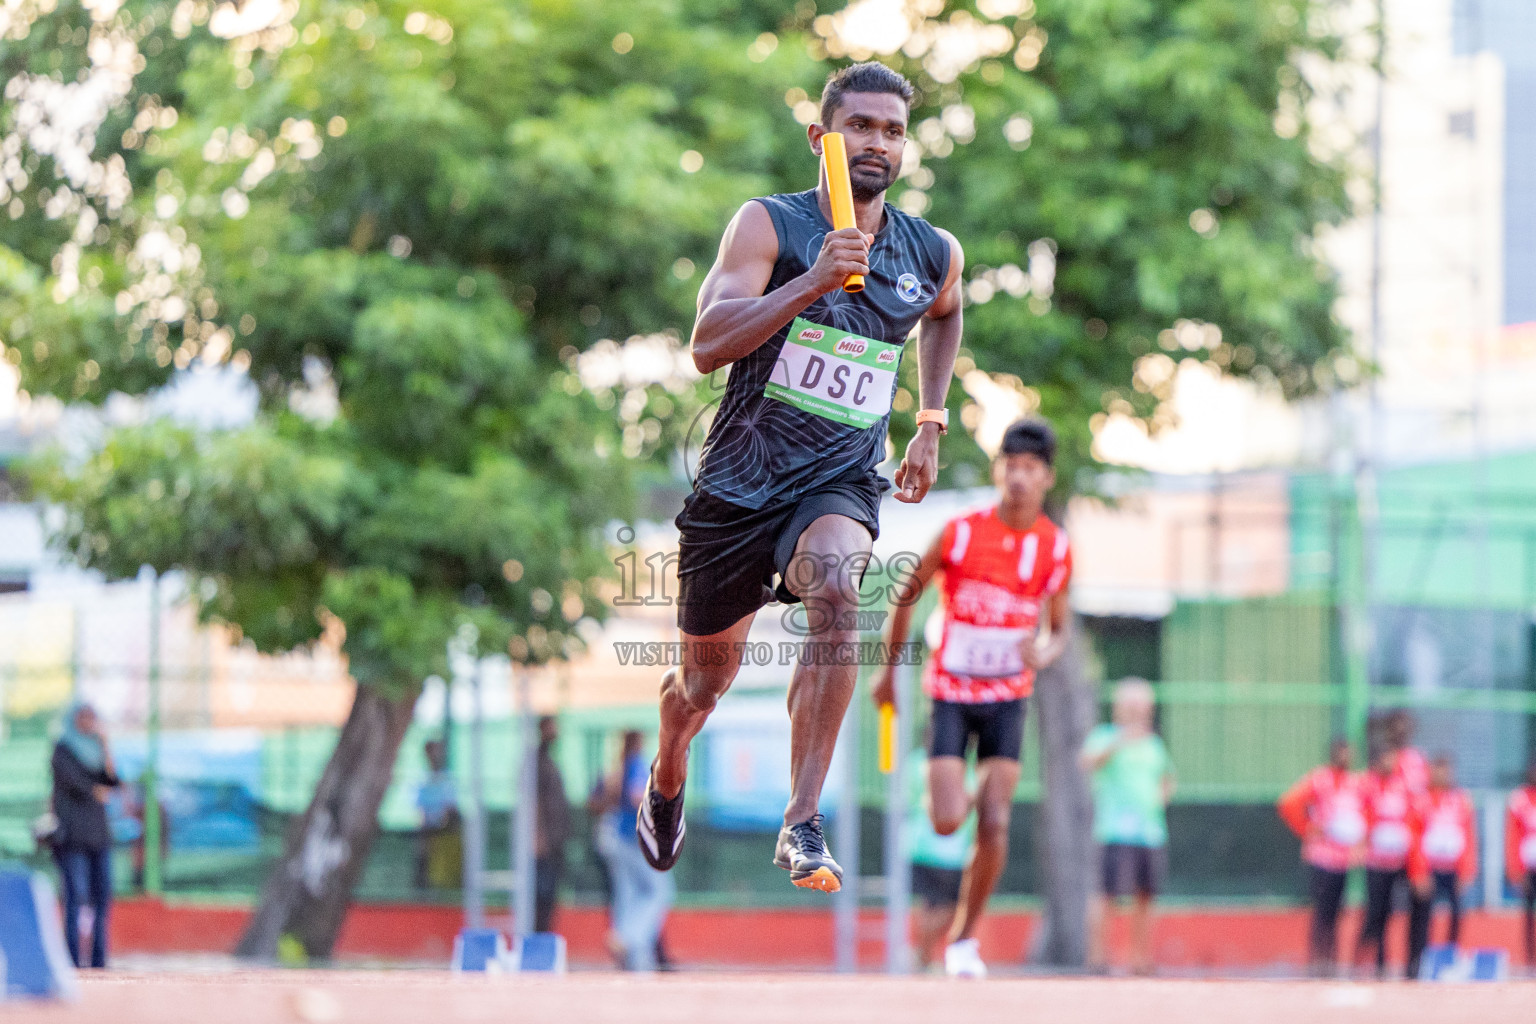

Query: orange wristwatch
[[915, 409, 949, 434]]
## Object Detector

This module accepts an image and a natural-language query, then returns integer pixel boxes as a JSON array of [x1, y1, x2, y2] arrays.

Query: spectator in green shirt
[[1080, 678, 1174, 975]]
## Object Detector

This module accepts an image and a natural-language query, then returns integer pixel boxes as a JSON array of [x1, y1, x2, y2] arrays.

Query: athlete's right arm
[[870, 533, 945, 707], [690, 200, 873, 375]]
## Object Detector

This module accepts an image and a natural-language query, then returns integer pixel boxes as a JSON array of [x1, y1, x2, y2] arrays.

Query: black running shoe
[[772, 813, 843, 892], [636, 763, 686, 871]]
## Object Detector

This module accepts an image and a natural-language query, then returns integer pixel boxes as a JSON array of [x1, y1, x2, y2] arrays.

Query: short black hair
[[998, 418, 1057, 465], [820, 61, 915, 126]]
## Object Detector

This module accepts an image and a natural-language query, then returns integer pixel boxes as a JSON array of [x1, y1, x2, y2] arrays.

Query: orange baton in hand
[[820, 132, 865, 293]]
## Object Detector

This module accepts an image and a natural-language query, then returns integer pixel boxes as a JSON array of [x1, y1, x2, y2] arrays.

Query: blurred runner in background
[[1353, 743, 1428, 979], [904, 739, 976, 970], [1081, 679, 1174, 976], [1278, 737, 1363, 976], [1415, 753, 1477, 952], [1505, 761, 1536, 967], [874, 417, 1072, 978]]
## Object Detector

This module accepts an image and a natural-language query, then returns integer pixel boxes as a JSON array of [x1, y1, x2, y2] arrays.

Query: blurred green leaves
[[2, 0, 1360, 692], [3, 0, 820, 694]]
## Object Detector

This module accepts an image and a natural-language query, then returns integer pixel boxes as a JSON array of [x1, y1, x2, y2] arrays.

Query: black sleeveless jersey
[[691, 189, 951, 510]]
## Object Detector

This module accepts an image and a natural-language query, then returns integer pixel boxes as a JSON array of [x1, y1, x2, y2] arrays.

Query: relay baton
[[878, 701, 896, 774], [820, 132, 865, 293]]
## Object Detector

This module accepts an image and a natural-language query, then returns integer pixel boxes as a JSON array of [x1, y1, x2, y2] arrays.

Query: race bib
[[1422, 821, 1465, 861], [765, 318, 900, 429], [941, 622, 1028, 678], [1521, 835, 1536, 870], [1370, 821, 1410, 857], [1324, 807, 1365, 846]]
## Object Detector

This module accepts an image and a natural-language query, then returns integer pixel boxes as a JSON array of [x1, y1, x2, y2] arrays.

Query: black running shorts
[[929, 698, 1027, 762], [910, 863, 963, 908], [674, 469, 882, 637]]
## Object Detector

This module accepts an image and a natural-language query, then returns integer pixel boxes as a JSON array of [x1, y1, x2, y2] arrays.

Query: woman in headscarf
[[51, 702, 120, 968]]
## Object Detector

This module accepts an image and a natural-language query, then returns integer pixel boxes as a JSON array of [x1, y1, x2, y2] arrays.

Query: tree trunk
[[236, 684, 417, 961], [1028, 625, 1097, 969]]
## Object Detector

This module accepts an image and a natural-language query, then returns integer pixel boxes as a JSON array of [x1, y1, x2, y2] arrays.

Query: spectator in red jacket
[[1278, 737, 1363, 976], [1415, 754, 1477, 951], [1353, 743, 1429, 979], [1506, 762, 1536, 967]]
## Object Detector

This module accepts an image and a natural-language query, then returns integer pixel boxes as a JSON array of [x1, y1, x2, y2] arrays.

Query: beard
[[848, 157, 895, 201]]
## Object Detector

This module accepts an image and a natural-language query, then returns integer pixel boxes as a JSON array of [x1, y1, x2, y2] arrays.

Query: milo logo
[[834, 338, 867, 357], [876, 349, 898, 365], [798, 328, 825, 341]]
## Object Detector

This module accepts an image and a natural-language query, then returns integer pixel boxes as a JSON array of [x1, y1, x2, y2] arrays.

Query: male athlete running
[[637, 62, 966, 892], [872, 418, 1072, 977]]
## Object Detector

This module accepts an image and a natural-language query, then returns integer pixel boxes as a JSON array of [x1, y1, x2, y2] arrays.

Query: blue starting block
[[511, 932, 566, 974], [451, 929, 566, 974], [0, 870, 76, 1001], [1418, 944, 1509, 982], [451, 928, 510, 972]]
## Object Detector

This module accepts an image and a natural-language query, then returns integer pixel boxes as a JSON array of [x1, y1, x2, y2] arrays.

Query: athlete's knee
[[931, 811, 966, 837], [677, 664, 733, 715], [975, 801, 1013, 848]]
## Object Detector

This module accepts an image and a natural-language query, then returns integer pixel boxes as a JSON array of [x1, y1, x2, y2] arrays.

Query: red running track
[[108, 898, 1534, 972]]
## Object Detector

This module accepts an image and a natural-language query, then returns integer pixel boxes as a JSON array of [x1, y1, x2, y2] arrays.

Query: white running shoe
[[944, 938, 987, 979]]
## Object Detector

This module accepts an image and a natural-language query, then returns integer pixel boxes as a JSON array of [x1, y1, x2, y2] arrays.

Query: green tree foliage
[[1, 0, 819, 954], [3, 0, 820, 680], [814, 0, 1354, 482]]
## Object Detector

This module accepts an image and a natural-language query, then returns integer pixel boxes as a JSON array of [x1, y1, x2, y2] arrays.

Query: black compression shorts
[[673, 469, 882, 637], [929, 698, 1027, 762]]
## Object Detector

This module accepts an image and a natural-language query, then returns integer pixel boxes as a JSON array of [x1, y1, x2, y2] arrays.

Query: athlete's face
[[1429, 760, 1452, 789], [817, 93, 908, 201], [993, 452, 1054, 508]]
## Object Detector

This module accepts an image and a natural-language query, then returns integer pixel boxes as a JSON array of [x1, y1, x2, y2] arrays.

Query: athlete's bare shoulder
[[697, 200, 780, 310], [925, 226, 965, 318]]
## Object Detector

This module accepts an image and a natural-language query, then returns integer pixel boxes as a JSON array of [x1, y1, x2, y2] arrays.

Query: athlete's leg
[[926, 699, 972, 835], [948, 756, 1021, 943], [927, 756, 970, 836], [655, 616, 756, 799], [782, 513, 872, 824]]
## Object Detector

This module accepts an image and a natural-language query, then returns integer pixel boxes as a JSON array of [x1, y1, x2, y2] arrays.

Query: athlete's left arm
[[894, 230, 965, 504], [1023, 588, 1072, 671]]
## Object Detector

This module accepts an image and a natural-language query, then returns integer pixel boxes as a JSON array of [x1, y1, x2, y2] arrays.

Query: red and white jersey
[[924, 506, 1071, 705], [1419, 787, 1477, 880], [1360, 769, 1427, 879], [1505, 786, 1536, 882], [1395, 747, 1430, 796], [1277, 766, 1366, 873]]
